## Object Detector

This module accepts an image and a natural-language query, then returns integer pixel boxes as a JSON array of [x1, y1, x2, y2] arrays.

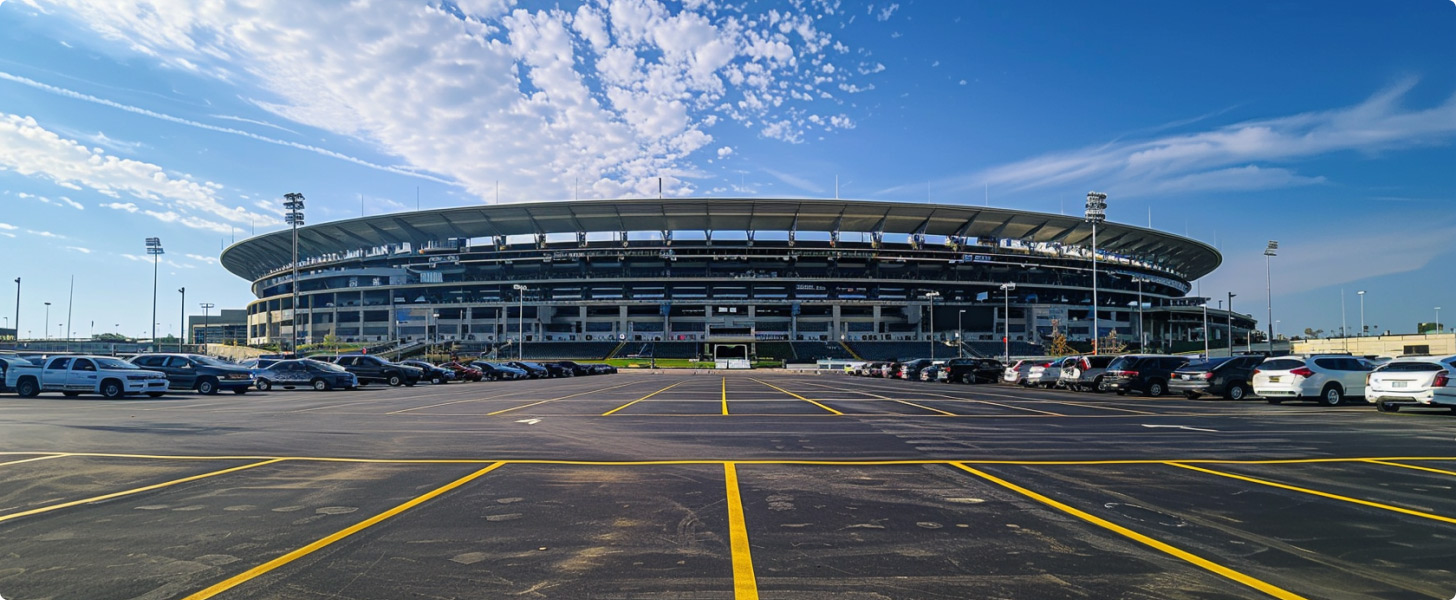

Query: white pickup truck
[[7, 355, 170, 399]]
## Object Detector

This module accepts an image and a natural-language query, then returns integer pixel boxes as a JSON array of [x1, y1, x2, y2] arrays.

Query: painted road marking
[[0, 454, 68, 468], [181, 461, 506, 599], [1168, 463, 1456, 525], [602, 381, 688, 416], [892, 399, 958, 416], [1142, 424, 1219, 433], [790, 381, 954, 415], [722, 377, 728, 415], [1363, 459, 1456, 478], [487, 380, 648, 416], [724, 463, 759, 600], [952, 463, 1307, 600], [748, 378, 842, 415], [0, 458, 286, 524]]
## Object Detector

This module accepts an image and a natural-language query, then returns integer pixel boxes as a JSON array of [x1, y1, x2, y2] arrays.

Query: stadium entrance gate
[[713, 343, 751, 369]]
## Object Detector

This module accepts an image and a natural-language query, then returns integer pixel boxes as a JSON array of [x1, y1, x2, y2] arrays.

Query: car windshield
[[95, 357, 140, 370], [1179, 358, 1231, 371], [1105, 357, 1133, 371], [192, 355, 238, 367], [304, 359, 346, 372]]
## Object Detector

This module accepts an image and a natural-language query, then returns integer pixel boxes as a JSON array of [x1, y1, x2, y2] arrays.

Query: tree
[[1303, 327, 1324, 339]]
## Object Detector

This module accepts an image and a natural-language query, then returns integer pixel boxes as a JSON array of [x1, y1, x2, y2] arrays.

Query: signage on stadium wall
[[428, 255, 460, 263]]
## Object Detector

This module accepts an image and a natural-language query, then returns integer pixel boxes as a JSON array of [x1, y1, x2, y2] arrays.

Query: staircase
[[840, 341, 862, 361]]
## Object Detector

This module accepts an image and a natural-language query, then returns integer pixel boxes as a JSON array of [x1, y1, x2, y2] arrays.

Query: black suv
[[939, 357, 1005, 384], [331, 355, 422, 386], [401, 360, 455, 385], [129, 353, 254, 395], [1101, 355, 1189, 397], [1168, 355, 1264, 400]]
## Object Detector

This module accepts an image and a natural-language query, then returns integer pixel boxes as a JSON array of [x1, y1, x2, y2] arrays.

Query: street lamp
[[999, 283, 1016, 364], [1357, 291, 1365, 337], [1132, 277, 1148, 351], [12, 277, 19, 341], [1227, 292, 1236, 355], [924, 291, 940, 360], [1264, 240, 1278, 352], [178, 287, 186, 352], [43, 302, 50, 340], [283, 192, 305, 351], [1085, 191, 1107, 354], [146, 237, 163, 342], [512, 284, 529, 360], [200, 302, 215, 345], [957, 309, 966, 358]]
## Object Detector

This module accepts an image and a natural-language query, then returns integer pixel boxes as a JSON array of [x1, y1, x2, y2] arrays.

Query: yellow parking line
[[1168, 463, 1456, 525], [893, 399, 957, 416], [724, 463, 759, 600], [722, 377, 729, 415], [1363, 459, 1456, 478], [0, 458, 286, 524], [182, 461, 506, 599], [0, 454, 69, 468], [748, 378, 842, 415], [953, 463, 1306, 600], [488, 380, 647, 416], [602, 381, 687, 416]]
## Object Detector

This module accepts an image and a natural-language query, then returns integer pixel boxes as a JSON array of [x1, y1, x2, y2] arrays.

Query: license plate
[[1269, 376, 1280, 383], [1392, 381, 1407, 388]]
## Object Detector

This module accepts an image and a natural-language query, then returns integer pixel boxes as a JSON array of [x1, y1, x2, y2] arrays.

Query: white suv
[[1367, 355, 1456, 413], [1252, 355, 1373, 406]]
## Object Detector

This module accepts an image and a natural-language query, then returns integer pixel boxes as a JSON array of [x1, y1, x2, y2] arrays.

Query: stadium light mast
[[12, 277, 19, 342], [1264, 240, 1278, 350], [1227, 292, 1236, 355], [999, 283, 1016, 364], [924, 291, 940, 360], [1085, 192, 1107, 355], [513, 284, 529, 360], [283, 193, 305, 352], [146, 237, 163, 342]]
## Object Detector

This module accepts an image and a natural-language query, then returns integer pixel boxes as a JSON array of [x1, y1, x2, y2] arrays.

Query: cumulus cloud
[[27, 0, 876, 199], [66, 246, 91, 253], [15, 191, 84, 210], [100, 201, 139, 212]]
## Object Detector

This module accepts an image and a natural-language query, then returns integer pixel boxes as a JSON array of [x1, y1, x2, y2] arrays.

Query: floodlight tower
[[146, 237, 163, 341], [1084, 192, 1107, 354], [925, 291, 940, 360], [513, 284, 529, 360], [1264, 240, 1278, 350], [283, 193, 306, 351], [999, 283, 1016, 363]]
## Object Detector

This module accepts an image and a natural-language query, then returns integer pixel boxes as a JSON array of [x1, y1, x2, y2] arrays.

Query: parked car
[[438, 361, 484, 382], [895, 358, 934, 380], [1002, 360, 1034, 385], [400, 360, 455, 384], [1252, 354, 1372, 405], [1101, 355, 1189, 397], [129, 353, 254, 395], [858, 362, 885, 377], [585, 363, 618, 374], [940, 357, 1004, 384], [1021, 361, 1061, 388], [919, 362, 946, 382], [475, 362, 527, 381], [539, 362, 576, 377], [1366, 355, 1456, 412], [237, 357, 284, 373], [0, 354, 39, 392], [1168, 355, 1265, 400], [554, 361, 597, 376], [330, 354, 422, 387], [1059, 355, 1117, 392], [506, 361, 551, 378], [255, 359, 359, 391], [7, 355, 169, 399]]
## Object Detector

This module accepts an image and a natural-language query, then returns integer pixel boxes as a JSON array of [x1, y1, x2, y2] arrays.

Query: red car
[[438, 361, 484, 382]]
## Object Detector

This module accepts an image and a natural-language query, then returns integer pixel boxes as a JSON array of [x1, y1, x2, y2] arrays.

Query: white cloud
[[716, 146, 734, 158], [66, 246, 91, 253], [185, 253, 218, 264], [26, 229, 64, 239], [101, 201, 139, 212], [0, 223, 18, 230], [14, 191, 84, 210], [877, 4, 900, 21], [27, 0, 878, 199]]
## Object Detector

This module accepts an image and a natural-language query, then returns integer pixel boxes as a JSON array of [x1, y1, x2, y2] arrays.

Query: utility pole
[[1227, 292, 1236, 356], [200, 302, 214, 346], [146, 237, 163, 343]]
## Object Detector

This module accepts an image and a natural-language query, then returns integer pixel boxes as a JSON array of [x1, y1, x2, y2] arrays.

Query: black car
[[553, 361, 594, 376], [1168, 355, 1265, 400], [1101, 355, 1190, 397], [129, 353, 255, 395], [475, 362, 526, 381], [584, 363, 617, 374], [894, 358, 934, 380], [939, 357, 1004, 384], [255, 359, 359, 391], [400, 360, 455, 384], [507, 361, 551, 378], [330, 354, 422, 386], [539, 362, 575, 377]]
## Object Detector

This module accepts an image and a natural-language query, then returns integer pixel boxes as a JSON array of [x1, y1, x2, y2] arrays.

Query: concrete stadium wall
[[1294, 333, 1455, 358]]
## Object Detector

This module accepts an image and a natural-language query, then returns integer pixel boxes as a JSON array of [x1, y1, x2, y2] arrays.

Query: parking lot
[[2, 371, 1455, 599]]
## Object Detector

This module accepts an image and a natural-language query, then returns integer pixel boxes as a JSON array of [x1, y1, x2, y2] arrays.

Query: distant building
[[187, 309, 248, 345], [1295, 333, 1455, 358]]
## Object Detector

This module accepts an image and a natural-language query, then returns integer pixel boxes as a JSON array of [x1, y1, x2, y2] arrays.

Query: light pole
[[283, 192, 306, 352], [924, 291, 940, 360], [146, 237, 163, 342], [513, 284, 528, 360], [1133, 277, 1147, 351], [200, 302, 214, 345], [957, 309, 966, 358], [178, 287, 186, 352], [12, 277, 18, 341], [999, 283, 1016, 364], [1264, 240, 1278, 352], [1357, 291, 1365, 337], [1227, 292, 1236, 355], [1085, 191, 1107, 354], [43, 301, 50, 340]]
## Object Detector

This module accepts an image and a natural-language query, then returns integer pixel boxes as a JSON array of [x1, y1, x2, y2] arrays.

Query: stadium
[[220, 198, 1255, 362]]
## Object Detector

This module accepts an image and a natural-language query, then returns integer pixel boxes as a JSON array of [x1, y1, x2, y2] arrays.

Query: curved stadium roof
[[220, 198, 1221, 282]]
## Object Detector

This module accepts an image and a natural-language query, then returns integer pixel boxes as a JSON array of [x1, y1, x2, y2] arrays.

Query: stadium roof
[[221, 198, 1221, 281]]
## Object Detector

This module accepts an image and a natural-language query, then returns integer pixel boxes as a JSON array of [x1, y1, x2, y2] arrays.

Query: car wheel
[[431, 376, 445, 385], [1147, 380, 1166, 397], [257, 379, 273, 391], [1093, 377, 1108, 393], [16, 378, 40, 398], [1319, 384, 1344, 406], [1226, 384, 1247, 401], [1376, 401, 1399, 413], [197, 378, 219, 395], [1183, 391, 1200, 400], [387, 374, 403, 387], [311, 378, 332, 392], [100, 379, 125, 399]]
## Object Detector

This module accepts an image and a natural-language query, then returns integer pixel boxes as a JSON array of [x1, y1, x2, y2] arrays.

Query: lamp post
[[999, 283, 1015, 364], [924, 291, 940, 360], [957, 309, 966, 358], [1264, 240, 1278, 352], [283, 193, 305, 352], [43, 301, 50, 340], [1133, 277, 1147, 351], [146, 237, 163, 342], [1227, 292, 1236, 356], [513, 284, 528, 360], [200, 302, 214, 345], [12, 277, 19, 341], [1085, 192, 1107, 354], [1357, 291, 1365, 337]]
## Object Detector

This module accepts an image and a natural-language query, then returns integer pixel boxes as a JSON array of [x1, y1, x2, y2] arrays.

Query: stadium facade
[[220, 198, 1255, 361]]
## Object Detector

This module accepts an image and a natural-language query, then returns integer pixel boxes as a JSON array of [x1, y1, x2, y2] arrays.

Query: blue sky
[[0, 0, 1452, 340]]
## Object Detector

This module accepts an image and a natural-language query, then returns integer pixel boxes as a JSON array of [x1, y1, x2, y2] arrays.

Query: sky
[[0, 0, 1452, 340]]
